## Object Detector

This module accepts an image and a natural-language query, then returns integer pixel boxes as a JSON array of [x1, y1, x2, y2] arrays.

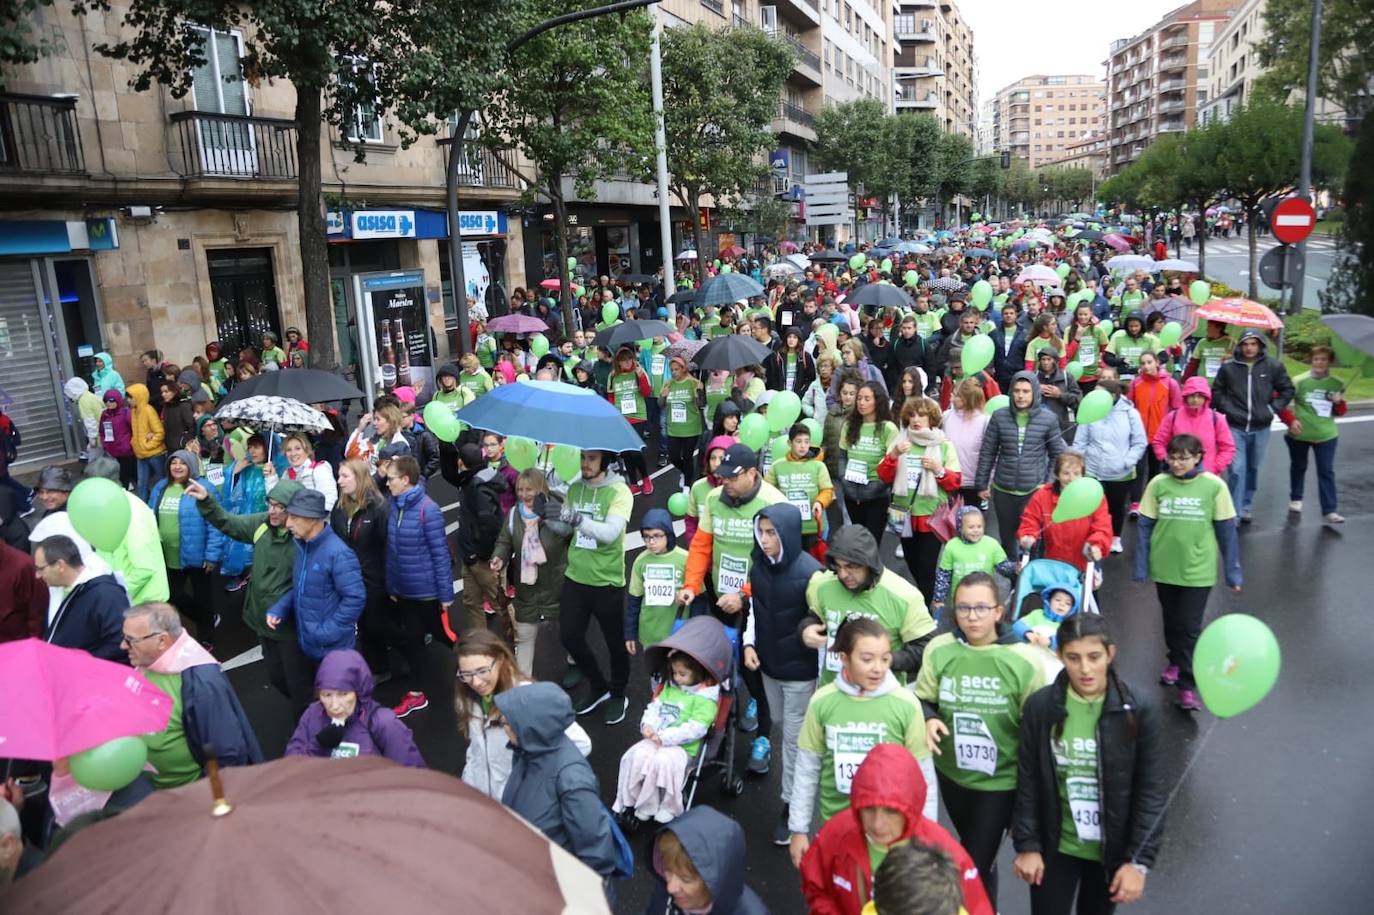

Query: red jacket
[[876, 449, 961, 534], [0, 540, 47, 643], [1016, 482, 1112, 571], [800, 744, 993, 915]]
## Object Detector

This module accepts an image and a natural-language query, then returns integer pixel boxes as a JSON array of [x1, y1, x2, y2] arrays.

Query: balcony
[[774, 104, 817, 142], [1159, 32, 1188, 52], [734, 13, 749, 29], [1159, 78, 1186, 92], [776, 0, 820, 26], [0, 93, 86, 175], [1158, 118, 1186, 133], [1157, 99, 1186, 114], [437, 142, 523, 189], [895, 89, 938, 108], [168, 110, 298, 179], [774, 32, 821, 83], [1159, 52, 1187, 71]]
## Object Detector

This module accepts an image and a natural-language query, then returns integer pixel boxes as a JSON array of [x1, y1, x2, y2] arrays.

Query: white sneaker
[[1288, 501, 1302, 512], [1110, 536, 1124, 554], [894, 543, 905, 559], [1324, 512, 1345, 524]]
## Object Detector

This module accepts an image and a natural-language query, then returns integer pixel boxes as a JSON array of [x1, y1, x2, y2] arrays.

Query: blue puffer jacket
[[748, 502, 822, 682], [149, 477, 225, 567], [266, 524, 365, 660], [385, 484, 453, 602], [220, 462, 268, 576], [1076, 395, 1147, 483]]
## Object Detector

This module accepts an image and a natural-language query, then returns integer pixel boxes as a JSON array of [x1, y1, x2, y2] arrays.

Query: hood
[[1038, 585, 1080, 622], [640, 507, 677, 551], [94, 351, 115, 370], [436, 363, 460, 383], [1123, 310, 1146, 336], [126, 383, 151, 408], [64, 377, 90, 400], [494, 362, 517, 384], [101, 390, 125, 410], [705, 435, 738, 458], [177, 369, 202, 390], [169, 449, 200, 477], [206, 341, 222, 357], [715, 400, 741, 420], [84, 454, 120, 482], [1181, 375, 1213, 413], [313, 649, 375, 704], [848, 744, 928, 843], [267, 478, 304, 506], [1009, 370, 1042, 411], [826, 525, 882, 591], [955, 506, 985, 544], [495, 681, 575, 755], [653, 807, 748, 910], [1236, 329, 1268, 359], [754, 501, 803, 568]]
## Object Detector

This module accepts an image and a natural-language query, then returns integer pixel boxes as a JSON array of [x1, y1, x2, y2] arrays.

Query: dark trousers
[[844, 496, 890, 546], [1130, 452, 1161, 503], [1030, 849, 1117, 915], [938, 773, 1016, 906], [1101, 479, 1133, 537], [708, 601, 770, 736], [645, 398, 668, 462], [166, 566, 213, 639], [1157, 582, 1210, 690], [439, 443, 461, 489], [560, 579, 630, 698], [667, 435, 698, 488], [900, 528, 944, 605], [1286, 435, 1338, 514], [115, 454, 138, 490], [991, 488, 1033, 560], [261, 635, 316, 717], [620, 424, 649, 485], [358, 589, 395, 675], [393, 596, 443, 694]]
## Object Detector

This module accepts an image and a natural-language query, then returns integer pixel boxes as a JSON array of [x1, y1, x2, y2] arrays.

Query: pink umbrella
[[485, 314, 551, 334], [777, 240, 800, 253], [0, 640, 171, 760], [1014, 265, 1060, 285], [1102, 233, 1132, 252], [538, 278, 566, 290], [719, 245, 746, 258]]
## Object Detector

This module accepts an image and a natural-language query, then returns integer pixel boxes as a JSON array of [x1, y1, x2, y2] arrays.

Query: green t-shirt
[[914, 310, 943, 339], [740, 377, 766, 405], [1024, 336, 1060, 369], [687, 476, 716, 520], [784, 353, 800, 391], [1288, 372, 1343, 443], [841, 421, 899, 487], [664, 378, 705, 438], [1192, 337, 1231, 384], [1106, 331, 1160, 376], [798, 681, 928, 823], [610, 370, 646, 421], [704, 374, 732, 424], [938, 535, 1008, 599], [432, 384, 475, 410], [628, 547, 689, 646], [140, 670, 201, 789], [1138, 471, 1235, 587], [1072, 325, 1109, 378], [896, 439, 960, 518], [1057, 690, 1106, 861], [650, 682, 719, 757], [564, 478, 634, 588], [766, 456, 833, 535], [475, 335, 497, 369], [459, 369, 493, 398], [805, 569, 935, 686], [914, 633, 1047, 791], [700, 481, 784, 595], [157, 483, 185, 569]]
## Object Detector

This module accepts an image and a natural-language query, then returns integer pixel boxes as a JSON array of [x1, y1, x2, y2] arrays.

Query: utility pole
[[1290, 0, 1323, 312], [650, 4, 676, 319]]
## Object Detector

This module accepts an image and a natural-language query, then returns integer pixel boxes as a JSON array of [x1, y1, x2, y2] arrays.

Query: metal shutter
[[0, 260, 67, 465]]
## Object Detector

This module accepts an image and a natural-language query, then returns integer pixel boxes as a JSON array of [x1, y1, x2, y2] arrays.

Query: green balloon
[[1098, 319, 1113, 337], [972, 212, 982, 222], [768, 390, 802, 432], [970, 280, 993, 308], [1051, 476, 1105, 523], [961, 335, 995, 376], [770, 433, 791, 463], [551, 443, 581, 481], [1194, 614, 1282, 718], [1056, 263, 1071, 279], [800, 417, 822, 442], [984, 394, 1009, 415], [849, 253, 867, 270], [667, 492, 690, 517], [1075, 388, 1114, 425], [1158, 321, 1183, 349], [721, 264, 733, 273], [506, 436, 538, 471], [1066, 360, 1085, 381], [880, 258, 892, 273], [68, 477, 131, 552], [422, 401, 461, 443], [601, 302, 619, 325], [567, 256, 577, 269], [70, 737, 148, 792], [738, 413, 769, 450], [904, 270, 920, 287], [529, 333, 550, 357], [1189, 279, 1212, 307]]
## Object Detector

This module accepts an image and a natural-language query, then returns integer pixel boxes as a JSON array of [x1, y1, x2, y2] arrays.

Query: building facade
[[1044, 133, 1109, 177], [990, 74, 1106, 170], [891, 0, 977, 139], [1104, 0, 1234, 175]]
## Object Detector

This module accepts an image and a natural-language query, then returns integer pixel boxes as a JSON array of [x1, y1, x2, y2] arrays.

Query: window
[[341, 60, 383, 143]]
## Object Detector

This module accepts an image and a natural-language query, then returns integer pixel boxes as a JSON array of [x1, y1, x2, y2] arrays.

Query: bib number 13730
[[952, 712, 998, 776]]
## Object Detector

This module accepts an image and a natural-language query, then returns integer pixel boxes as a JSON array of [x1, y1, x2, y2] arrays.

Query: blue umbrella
[[454, 380, 644, 451], [697, 271, 764, 308], [963, 247, 994, 258], [876, 237, 902, 247]]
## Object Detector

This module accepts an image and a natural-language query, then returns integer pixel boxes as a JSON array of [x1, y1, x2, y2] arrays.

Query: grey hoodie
[[974, 370, 1065, 493]]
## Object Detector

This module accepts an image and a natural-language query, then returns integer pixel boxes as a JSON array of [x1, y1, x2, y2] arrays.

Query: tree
[[1322, 113, 1374, 316], [1255, 0, 1374, 109], [968, 156, 1001, 216], [657, 22, 794, 281], [717, 182, 796, 245], [889, 114, 942, 231], [483, 0, 652, 337], [812, 98, 886, 191], [933, 132, 974, 224], [73, 0, 512, 370], [1, 0, 61, 88]]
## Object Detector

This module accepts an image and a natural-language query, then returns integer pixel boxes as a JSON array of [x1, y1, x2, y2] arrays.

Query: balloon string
[[1131, 716, 1220, 867]]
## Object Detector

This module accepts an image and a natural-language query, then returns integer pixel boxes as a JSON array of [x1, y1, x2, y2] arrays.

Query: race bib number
[[331, 742, 361, 759], [1066, 776, 1102, 842], [206, 465, 225, 487], [1078, 340, 1096, 363], [904, 456, 923, 492], [1204, 355, 1221, 378], [575, 526, 597, 550], [786, 370, 796, 390], [844, 459, 868, 485], [717, 554, 748, 594], [823, 627, 843, 672], [102, 422, 114, 442], [643, 564, 677, 607], [789, 496, 813, 519], [831, 729, 878, 795], [952, 712, 998, 776], [1307, 391, 1332, 418], [781, 311, 793, 326], [619, 394, 637, 415], [670, 401, 688, 424], [651, 355, 666, 378]]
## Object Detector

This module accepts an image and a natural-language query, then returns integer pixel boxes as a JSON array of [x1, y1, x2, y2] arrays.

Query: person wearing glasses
[[913, 572, 1048, 909], [35, 534, 127, 662], [455, 630, 591, 801], [121, 601, 262, 788], [285, 649, 424, 766]]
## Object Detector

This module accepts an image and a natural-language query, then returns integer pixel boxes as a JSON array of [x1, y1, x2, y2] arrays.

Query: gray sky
[[957, 0, 1184, 103]]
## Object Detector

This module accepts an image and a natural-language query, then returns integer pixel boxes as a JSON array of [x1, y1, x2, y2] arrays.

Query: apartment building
[[991, 75, 1106, 170], [1104, 0, 1234, 175], [975, 97, 997, 156], [891, 0, 978, 140], [1044, 134, 1109, 177]]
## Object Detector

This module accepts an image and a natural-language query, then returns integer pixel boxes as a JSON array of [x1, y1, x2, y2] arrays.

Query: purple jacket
[[285, 650, 425, 767], [98, 391, 135, 458]]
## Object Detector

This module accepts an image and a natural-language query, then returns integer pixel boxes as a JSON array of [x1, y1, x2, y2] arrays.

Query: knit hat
[[267, 479, 304, 507], [84, 454, 120, 482], [285, 489, 328, 519], [169, 448, 201, 478]]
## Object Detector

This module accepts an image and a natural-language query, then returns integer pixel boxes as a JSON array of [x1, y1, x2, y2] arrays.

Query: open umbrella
[[617, 273, 656, 285], [455, 379, 643, 451], [764, 262, 802, 278], [1015, 265, 1061, 285], [693, 335, 774, 372], [963, 247, 994, 258], [1193, 298, 1284, 331], [808, 249, 848, 263], [925, 277, 967, 295], [215, 396, 330, 434], [592, 319, 674, 350], [1320, 314, 1374, 360], [0, 640, 171, 761], [674, 249, 699, 261], [845, 283, 914, 310], [697, 271, 765, 308], [876, 237, 902, 247], [934, 246, 960, 257], [783, 253, 812, 269], [217, 369, 364, 407], [777, 240, 800, 252], [483, 313, 553, 335], [3, 756, 612, 915], [1106, 254, 1155, 272], [719, 245, 746, 258], [1102, 234, 1133, 252], [1154, 258, 1199, 273], [895, 241, 932, 255], [663, 338, 708, 364], [1074, 229, 1105, 241], [667, 288, 699, 306], [1147, 296, 1199, 337]]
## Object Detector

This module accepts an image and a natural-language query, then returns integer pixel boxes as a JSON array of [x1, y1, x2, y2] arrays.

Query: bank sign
[[352, 210, 416, 239]]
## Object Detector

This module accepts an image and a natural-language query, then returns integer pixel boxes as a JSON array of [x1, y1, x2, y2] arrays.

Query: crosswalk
[[1193, 234, 1342, 258]]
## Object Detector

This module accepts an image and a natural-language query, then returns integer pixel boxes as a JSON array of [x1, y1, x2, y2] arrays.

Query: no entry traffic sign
[[1270, 197, 1316, 245]]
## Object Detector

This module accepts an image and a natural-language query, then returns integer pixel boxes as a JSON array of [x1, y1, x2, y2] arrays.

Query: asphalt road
[[1195, 232, 1343, 307], [215, 416, 1374, 914]]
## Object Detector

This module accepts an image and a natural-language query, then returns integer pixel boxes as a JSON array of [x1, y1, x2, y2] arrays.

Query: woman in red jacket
[[800, 743, 993, 915], [1017, 451, 1111, 571], [606, 346, 655, 494]]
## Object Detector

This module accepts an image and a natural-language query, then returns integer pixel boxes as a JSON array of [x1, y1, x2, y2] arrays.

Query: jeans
[[1157, 582, 1211, 690], [760, 674, 816, 802], [1286, 435, 1338, 514], [1030, 849, 1117, 915], [1227, 425, 1270, 514], [136, 453, 167, 502]]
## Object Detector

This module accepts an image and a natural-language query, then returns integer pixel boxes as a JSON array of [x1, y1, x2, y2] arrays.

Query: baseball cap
[[285, 489, 329, 519], [715, 443, 757, 479]]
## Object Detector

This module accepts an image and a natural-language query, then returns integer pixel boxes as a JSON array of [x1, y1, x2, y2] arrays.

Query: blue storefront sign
[[329, 208, 507, 242], [0, 218, 120, 256]]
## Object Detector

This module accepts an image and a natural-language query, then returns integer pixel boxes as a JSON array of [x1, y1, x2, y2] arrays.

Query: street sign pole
[[1291, 0, 1324, 313]]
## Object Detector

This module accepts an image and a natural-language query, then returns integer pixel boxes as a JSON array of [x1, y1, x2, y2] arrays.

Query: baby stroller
[[1013, 558, 1100, 621], [619, 617, 742, 831]]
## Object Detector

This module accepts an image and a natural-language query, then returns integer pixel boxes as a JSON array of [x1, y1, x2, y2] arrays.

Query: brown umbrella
[[4, 756, 612, 914]]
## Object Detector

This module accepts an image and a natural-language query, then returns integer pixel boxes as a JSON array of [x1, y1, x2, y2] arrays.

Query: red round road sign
[[1271, 197, 1316, 245]]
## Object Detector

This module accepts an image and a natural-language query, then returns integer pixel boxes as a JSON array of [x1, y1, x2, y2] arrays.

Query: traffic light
[[1000, 151, 1011, 169]]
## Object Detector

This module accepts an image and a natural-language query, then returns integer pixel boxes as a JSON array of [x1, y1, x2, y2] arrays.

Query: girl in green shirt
[[1281, 344, 1347, 523], [840, 382, 898, 545], [660, 355, 705, 486], [608, 347, 653, 494]]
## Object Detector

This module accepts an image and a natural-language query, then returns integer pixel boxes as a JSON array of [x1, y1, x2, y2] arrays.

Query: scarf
[[517, 503, 547, 585], [889, 427, 946, 500]]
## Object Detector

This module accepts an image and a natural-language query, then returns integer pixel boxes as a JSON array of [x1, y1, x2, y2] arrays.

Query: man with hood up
[[647, 806, 769, 915], [1210, 329, 1293, 521], [800, 744, 993, 915], [83, 454, 170, 605], [1032, 345, 1080, 440], [975, 371, 1066, 560], [284, 649, 424, 766], [64, 377, 104, 460], [430, 362, 477, 486]]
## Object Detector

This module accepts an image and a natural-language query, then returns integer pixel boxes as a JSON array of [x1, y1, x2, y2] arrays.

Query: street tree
[[657, 22, 794, 282], [717, 183, 796, 247], [968, 156, 1002, 218], [813, 97, 887, 221], [1, 0, 61, 88], [934, 132, 974, 223], [1255, 0, 1374, 108], [1321, 114, 1374, 316], [889, 114, 942, 231], [482, 0, 652, 337]]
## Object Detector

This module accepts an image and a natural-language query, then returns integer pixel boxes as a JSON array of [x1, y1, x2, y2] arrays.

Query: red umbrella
[[719, 245, 746, 258], [1193, 297, 1283, 331], [538, 278, 566, 290], [777, 240, 800, 252]]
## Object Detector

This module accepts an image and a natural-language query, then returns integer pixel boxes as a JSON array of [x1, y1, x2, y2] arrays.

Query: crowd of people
[[0, 215, 1353, 914]]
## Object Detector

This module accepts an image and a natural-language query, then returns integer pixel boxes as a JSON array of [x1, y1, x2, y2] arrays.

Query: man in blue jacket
[[265, 489, 364, 678], [37, 534, 128, 662]]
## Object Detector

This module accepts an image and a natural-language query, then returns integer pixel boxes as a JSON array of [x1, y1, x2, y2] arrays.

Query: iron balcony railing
[[0, 93, 85, 175], [438, 141, 522, 189], [168, 110, 298, 179], [780, 102, 815, 126]]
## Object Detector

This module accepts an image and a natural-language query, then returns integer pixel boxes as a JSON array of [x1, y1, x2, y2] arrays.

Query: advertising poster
[[360, 271, 434, 396]]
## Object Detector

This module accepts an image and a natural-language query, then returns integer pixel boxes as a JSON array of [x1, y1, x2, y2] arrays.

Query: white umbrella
[[765, 262, 801, 278], [675, 250, 699, 261], [215, 395, 330, 433], [783, 253, 812, 269], [1155, 258, 1199, 272], [1014, 265, 1060, 285], [1105, 254, 1156, 272]]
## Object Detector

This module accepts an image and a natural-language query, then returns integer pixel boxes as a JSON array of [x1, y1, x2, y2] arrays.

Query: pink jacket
[[1152, 376, 1236, 474], [941, 407, 989, 484]]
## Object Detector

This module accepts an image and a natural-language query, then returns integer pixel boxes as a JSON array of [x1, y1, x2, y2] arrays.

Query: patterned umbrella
[[925, 277, 967, 294], [765, 262, 802, 278], [1193, 298, 1284, 331], [720, 245, 747, 258], [663, 338, 708, 364], [215, 395, 330, 433], [1147, 296, 1199, 337]]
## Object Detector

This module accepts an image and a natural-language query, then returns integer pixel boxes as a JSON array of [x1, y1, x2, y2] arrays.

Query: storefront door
[[207, 247, 282, 357]]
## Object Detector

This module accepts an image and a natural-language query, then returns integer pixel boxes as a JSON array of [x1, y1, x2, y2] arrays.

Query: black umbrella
[[591, 319, 675, 350], [694, 335, 774, 372], [1075, 230, 1105, 241], [219, 368, 365, 406], [844, 283, 913, 310], [808, 249, 849, 263], [617, 273, 656, 285], [698, 272, 765, 308], [668, 289, 699, 305]]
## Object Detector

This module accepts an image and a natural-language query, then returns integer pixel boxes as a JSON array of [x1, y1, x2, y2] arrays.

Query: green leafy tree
[[812, 98, 886, 191], [1255, 0, 1374, 108], [483, 0, 652, 336], [1322, 114, 1374, 315], [933, 132, 974, 224], [889, 114, 942, 231], [1, 0, 63, 88], [717, 182, 796, 246], [72, 0, 512, 369]]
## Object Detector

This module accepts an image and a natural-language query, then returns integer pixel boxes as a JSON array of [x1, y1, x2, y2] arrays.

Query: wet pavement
[[215, 416, 1374, 913]]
